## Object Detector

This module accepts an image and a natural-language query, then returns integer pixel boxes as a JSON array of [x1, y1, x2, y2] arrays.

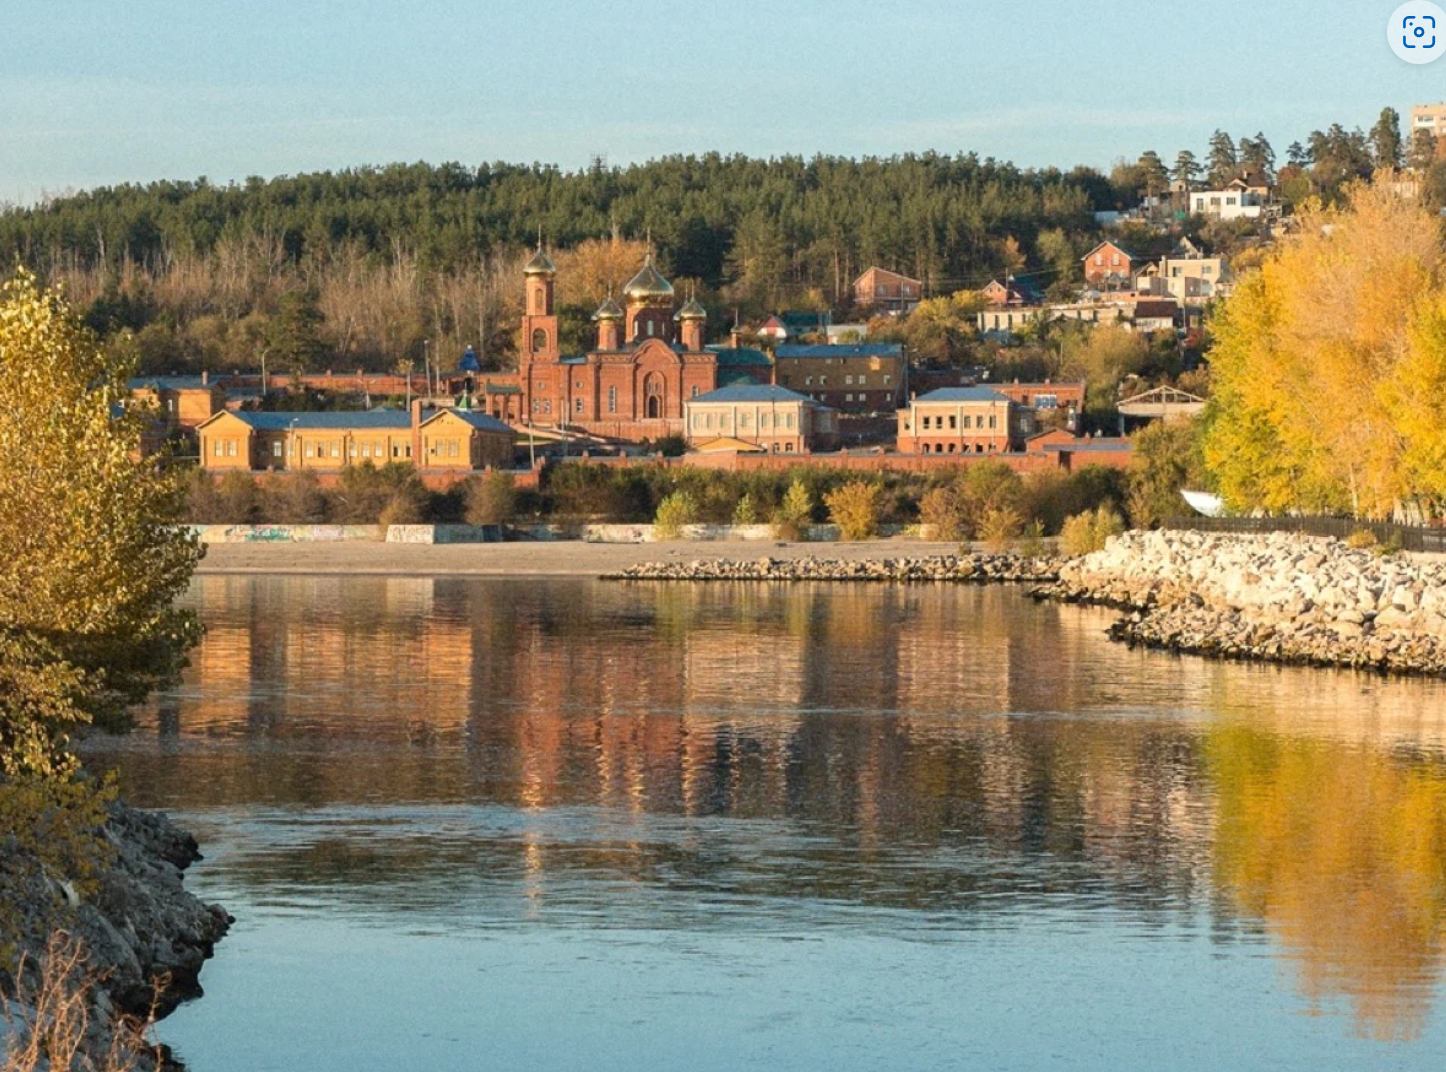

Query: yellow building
[[196, 403, 516, 472], [684, 384, 838, 454], [128, 374, 226, 430]]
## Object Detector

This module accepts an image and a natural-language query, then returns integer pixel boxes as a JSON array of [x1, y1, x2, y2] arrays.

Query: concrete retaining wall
[[385, 524, 506, 544], [189, 524, 384, 543]]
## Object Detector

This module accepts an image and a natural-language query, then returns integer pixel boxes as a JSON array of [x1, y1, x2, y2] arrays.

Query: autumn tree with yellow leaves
[[0, 270, 202, 778], [1204, 176, 1446, 518]]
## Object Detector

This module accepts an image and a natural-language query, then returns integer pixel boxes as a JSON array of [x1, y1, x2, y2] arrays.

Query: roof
[[707, 345, 773, 367], [457, 347, 482, 373], [690, 384, 820, 405], [1132, 301, 1179, 319], [853, 266, 922, 286], [1043, 439, 1133, 454], [775, 344, 902, 360], [913, 387, 1013, 404], [217, 409, 414, 431], [422, 409, 515, 434], [1083, 240, 1137, 260], [202, 407, 513, 433], [779, 311, 829, 332], [483, 383, 521, 395], [129, 375, 213, 391]]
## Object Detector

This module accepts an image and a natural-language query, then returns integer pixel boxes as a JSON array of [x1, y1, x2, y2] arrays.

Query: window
[[361, 443, 371, 458], [883, 375, 891, 386], [805, 375, 814, 386], [348, 443, 357, 458], [989, 414, 998, 428], [392, 445, 401, 458], [272, 442, 283, 459], [921, 415, 930, 430], [331, 444, 340, 458], [819, 376, 827, 386], [705, 413, 715, 429], [691, 386, 700, 398], [785, 413, 794, 429], [305, 444, 314, 458], [534, 290, 545, 314], [575, 399, 583, 414], [213, 441, 222, 457], [532, 329, 547, 352], [226, 440, 237, 457], [740, 413, 750, 428], [845, 393, 853, 402], [646, 321, 654, 337], [948, 415, 957, 430], [608, 386, 617, 413], [845, 374, 854, 385]]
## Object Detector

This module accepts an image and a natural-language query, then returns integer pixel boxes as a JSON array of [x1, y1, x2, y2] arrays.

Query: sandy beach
[[195, 538, 970, 577]]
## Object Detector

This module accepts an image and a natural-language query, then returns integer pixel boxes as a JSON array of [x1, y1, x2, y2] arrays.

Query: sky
[[0, 0, 1440, 204]]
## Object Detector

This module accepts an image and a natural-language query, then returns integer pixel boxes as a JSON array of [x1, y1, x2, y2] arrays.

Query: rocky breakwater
[[605, 552, 1063, 584], [3, 800, 231, 1066], [1036, 529, 1446, 675]]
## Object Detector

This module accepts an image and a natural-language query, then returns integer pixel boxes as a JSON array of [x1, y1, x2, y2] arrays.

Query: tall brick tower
[[519, 245, 558, 419]]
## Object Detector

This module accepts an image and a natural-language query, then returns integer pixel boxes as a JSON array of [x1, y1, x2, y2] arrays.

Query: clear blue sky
[[0, 0, 1438, 204]]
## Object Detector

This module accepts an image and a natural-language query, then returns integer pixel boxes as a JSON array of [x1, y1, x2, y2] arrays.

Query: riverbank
[[605, 552, 1062, 583], [3, 800, 230, 1068], [196, 538, 972, 576], [1034, 529, 1446, 676]]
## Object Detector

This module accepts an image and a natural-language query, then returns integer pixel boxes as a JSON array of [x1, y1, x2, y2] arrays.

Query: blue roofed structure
[[690, 384, 819, 405], [913, 387, 1013, 404]]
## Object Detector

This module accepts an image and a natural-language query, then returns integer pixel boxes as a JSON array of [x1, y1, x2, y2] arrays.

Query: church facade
[[517, 250, 770, 441]]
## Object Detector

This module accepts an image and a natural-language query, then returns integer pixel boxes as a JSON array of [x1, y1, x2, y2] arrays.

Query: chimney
[[201, 370, 209, 386], [730, 327, 741, 349], [410, 399, 424, 467]]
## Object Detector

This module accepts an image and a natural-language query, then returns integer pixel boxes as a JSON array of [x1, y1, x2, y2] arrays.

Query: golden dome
[[523, 248, 556, 276], [674, 296, 706, 321], [623, 255, 674, 305], [591, 295, 624, 321]]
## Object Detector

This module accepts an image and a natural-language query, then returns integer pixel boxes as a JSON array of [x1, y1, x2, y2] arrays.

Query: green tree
[[1172, 150, 1203, 190], [1126, 419, 1209, 527], [1206, 131, 1239, 187], [268, 289, 328, 376], [1137, 151, 1171, 198], [1370, 108, 1404, 169]]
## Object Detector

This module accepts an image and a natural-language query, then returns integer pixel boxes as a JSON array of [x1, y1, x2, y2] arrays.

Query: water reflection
[[85, 576, 1446, 1050]]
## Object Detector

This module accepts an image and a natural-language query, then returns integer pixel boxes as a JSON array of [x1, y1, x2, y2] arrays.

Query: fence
[[1163, 516, 1446, 554]]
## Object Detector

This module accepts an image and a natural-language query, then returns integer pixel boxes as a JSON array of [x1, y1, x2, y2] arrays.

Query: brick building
[[896, 387, 1032, 455], [1081, 241, 1137, 290], [853, 267, 923, 312], [517, 249, 769, 441], [129, 374, 226, 430], [773, 343, 906, 414]]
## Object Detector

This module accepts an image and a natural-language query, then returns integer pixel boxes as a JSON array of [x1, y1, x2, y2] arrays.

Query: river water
[[82, 576, 1446, 1071]]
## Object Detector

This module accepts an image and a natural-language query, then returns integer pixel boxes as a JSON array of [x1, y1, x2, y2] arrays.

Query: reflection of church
[[517, 249, 771, 439]]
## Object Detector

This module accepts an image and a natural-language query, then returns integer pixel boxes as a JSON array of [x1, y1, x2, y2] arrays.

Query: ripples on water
[[82, 577, 1446, 1071]]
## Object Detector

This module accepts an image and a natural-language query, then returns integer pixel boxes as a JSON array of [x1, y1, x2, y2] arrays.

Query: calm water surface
[[83, 577, 1446, 1071]]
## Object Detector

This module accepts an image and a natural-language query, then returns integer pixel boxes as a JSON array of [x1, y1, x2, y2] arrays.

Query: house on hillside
[[853, 267, 922, 313], [981, 276, 1045, 306], [1081, 241, 1136, 290], [1135, 240, 1228, 305], [1189, 174, 1273, 220], [757, 311, 832, 343], [128, 373, 227, 431]]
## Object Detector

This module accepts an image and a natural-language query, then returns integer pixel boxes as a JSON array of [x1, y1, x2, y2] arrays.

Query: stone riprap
[[3, 801, 230, 1067], [1034, 529, 1446, 675], [604, 553, 1063, 584]]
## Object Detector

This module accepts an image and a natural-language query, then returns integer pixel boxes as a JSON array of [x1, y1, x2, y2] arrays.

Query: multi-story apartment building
[[772, 343, 906, 414], [1411, 103, 1446, 139]]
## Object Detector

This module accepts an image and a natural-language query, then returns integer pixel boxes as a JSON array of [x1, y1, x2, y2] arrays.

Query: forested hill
[[0, 154, 1123, 292]]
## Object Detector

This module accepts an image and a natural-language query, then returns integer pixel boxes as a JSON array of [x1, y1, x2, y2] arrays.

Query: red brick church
[[518, 249, 770, 440]]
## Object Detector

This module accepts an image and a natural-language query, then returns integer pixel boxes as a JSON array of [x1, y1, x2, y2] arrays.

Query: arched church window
[[532, 329, 547, 352]]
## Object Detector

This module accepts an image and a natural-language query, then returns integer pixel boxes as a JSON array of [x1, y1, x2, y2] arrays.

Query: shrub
[[772, 480, 813, 541], [732, 492, 760, 525], [209, 470, 260, 524], [1345, 528, 1379, 550], [1060, 505, 1126, 556], [976, 504, 1024, 550], [918, 485, 968, 541], [825, 481, 883, 541], [263, 471, 327, 523], [1019, 519, 1048, 558], [653, 490, 699, 539], [464, 470, 516, 526], [334, 462, 427, 523]]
